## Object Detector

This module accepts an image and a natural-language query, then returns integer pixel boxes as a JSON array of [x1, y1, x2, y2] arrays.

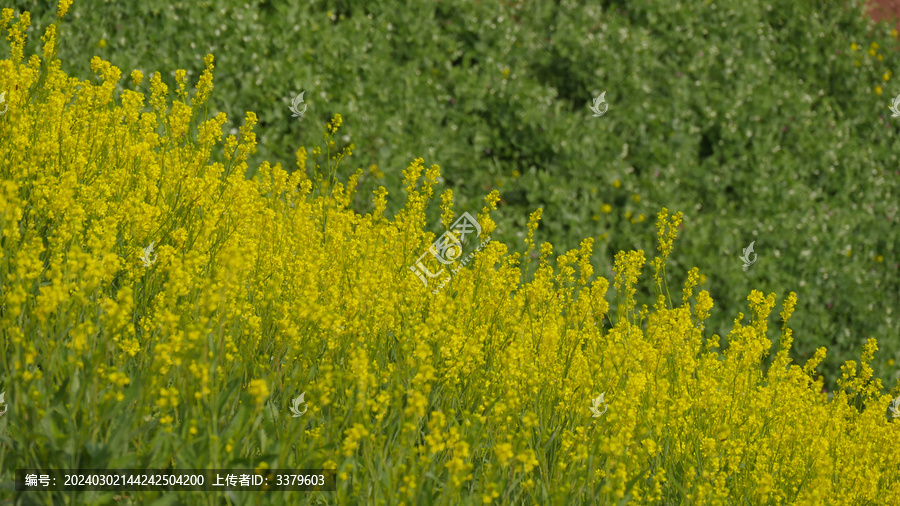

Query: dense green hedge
[[3, 0, 899, 389]]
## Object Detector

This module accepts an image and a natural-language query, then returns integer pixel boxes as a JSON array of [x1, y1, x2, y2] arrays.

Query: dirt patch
[[868, 0, 900, 31]]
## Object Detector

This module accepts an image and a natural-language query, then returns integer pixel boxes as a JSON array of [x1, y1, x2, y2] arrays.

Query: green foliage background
[[3, 0, 899, 389]]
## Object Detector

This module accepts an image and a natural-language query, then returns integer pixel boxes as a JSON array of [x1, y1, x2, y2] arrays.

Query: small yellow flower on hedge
[[601, 204, 612, 214], [851, 43, 859, 51], [612, 179, 622, 188], [875, 86, 883, 96]]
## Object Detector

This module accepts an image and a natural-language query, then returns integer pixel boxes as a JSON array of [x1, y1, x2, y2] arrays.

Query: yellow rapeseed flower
[[247, 379, 269, 405], [57, 0, 73, 18]]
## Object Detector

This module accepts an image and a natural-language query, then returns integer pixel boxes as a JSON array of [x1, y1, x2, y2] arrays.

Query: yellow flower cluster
[[2, 9, 899, 504], [247, 379, 269, 406]]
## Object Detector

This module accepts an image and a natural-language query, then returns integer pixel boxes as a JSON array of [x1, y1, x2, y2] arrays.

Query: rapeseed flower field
[[1, 2, 900, 505]]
